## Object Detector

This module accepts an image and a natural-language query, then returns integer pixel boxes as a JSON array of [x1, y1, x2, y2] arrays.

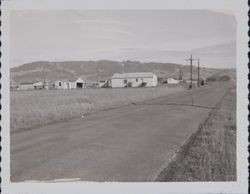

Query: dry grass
[[11, 86, 184, 133], [157, 86, 236, 181]]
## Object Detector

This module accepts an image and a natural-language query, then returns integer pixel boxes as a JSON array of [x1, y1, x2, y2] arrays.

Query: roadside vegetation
[[11, 86, 184, 133], [157, 82, 236, 181]]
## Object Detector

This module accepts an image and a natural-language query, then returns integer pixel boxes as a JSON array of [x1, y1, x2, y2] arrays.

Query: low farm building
[[10, 83, 19, 90], [111, 72, 157, 88], [18, 82, 34, 90], [54, 78, 86, 89], [33, 81, 44, 89]]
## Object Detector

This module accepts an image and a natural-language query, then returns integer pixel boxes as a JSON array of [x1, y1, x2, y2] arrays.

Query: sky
[[10, 10, 236, 68]]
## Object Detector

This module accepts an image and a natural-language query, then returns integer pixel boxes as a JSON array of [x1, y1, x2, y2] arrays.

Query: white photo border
[[1, 0, 248, 194]]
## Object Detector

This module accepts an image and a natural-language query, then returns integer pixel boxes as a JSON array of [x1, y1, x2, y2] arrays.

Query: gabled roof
[[75, 77, 85, 83], [54, 77, 85, 83], [112, 72, 156, 79]]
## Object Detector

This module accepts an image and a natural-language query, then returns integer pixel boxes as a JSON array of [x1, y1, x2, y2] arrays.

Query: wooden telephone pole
[[43, 64, 46, 89], [197, 59, 200, 87], [186, 54, 198, 89]]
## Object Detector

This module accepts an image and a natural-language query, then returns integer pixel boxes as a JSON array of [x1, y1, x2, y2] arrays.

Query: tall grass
[[157, 86, 236, 181], [11, 87, 183, 133]]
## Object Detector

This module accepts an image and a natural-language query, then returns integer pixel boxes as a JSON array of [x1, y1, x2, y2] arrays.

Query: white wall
[[69, 82, 76, 89], [54, 81, 68, 89], [111, 76, 157, 88]]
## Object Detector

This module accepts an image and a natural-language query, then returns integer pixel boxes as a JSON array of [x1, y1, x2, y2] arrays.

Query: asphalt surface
[[11, 83, 230, 182]]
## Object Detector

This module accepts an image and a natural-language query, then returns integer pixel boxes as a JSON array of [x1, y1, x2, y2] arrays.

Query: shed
[[19, 82, 34, 90], [166, 77, 181, 84]]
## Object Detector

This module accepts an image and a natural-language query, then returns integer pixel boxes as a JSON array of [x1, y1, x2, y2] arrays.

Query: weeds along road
[[11, 82, 231, 182]]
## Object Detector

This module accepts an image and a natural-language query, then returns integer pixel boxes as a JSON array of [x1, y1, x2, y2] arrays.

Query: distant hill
[[10, 60, 235, 83]]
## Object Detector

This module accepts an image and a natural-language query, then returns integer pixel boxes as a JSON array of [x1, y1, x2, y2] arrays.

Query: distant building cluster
[[54, 78, 86, 89], [10, 71, 197, 91]]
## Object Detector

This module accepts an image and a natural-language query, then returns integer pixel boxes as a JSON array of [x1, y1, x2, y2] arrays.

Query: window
[[59, 82, 61, 87], [124, 79, 127, 84], [136, 78, 138, 82]]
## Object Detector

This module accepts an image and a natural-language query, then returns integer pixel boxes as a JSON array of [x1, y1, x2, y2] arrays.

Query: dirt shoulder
[[156, 84, 236, 181]]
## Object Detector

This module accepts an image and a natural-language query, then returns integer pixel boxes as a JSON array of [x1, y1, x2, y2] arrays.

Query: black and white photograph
[[1, 0, 248, 194]]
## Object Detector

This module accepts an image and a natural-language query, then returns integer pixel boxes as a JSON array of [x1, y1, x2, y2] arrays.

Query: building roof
[[167, 77, 178, 80], [33, 81, 44, 86], [75, 77, 85, 83], [54, 77, 85, 83], [112, 72, 156, 79], [20, 82, 34, 85]]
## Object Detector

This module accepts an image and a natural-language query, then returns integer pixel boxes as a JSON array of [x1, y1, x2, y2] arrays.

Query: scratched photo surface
[[10, 10, 236, 182]]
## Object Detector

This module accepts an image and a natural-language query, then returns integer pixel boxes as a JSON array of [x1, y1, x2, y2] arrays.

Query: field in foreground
[[10, 86, 184, 133], [157, 83, 236, 181], [11, 82, 230, 182]]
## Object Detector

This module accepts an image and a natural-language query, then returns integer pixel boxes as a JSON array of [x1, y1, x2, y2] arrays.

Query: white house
[[111, 72, 157, 88], [166, 77, 181, 84]]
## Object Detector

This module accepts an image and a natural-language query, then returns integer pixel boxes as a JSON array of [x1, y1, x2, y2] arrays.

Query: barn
[[75, 78, 86, 89], [111, 72, 157, 88]]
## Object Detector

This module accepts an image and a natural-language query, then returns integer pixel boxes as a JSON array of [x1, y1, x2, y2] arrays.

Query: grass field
[[10, 86, 184, 133], [157, 84, 236, 181]]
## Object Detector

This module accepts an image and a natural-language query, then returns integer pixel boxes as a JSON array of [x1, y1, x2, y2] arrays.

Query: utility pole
[[186, 54, 198, 89], [43, 63, 46, 89], [198, 59, 200, 87]]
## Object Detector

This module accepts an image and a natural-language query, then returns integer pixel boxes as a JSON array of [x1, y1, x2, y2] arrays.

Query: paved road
[[11, 83, 230, 182]]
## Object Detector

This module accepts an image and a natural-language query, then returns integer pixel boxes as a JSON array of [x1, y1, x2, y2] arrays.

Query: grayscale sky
[[10, 10, 236, 68]]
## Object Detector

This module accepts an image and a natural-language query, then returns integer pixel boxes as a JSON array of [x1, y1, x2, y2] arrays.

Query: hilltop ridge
[[10, 60, 235, 83]]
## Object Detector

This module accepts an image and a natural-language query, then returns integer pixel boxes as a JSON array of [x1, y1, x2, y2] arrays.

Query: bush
[[206, 75, 231, 82], [220, 75, 230, 81]]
